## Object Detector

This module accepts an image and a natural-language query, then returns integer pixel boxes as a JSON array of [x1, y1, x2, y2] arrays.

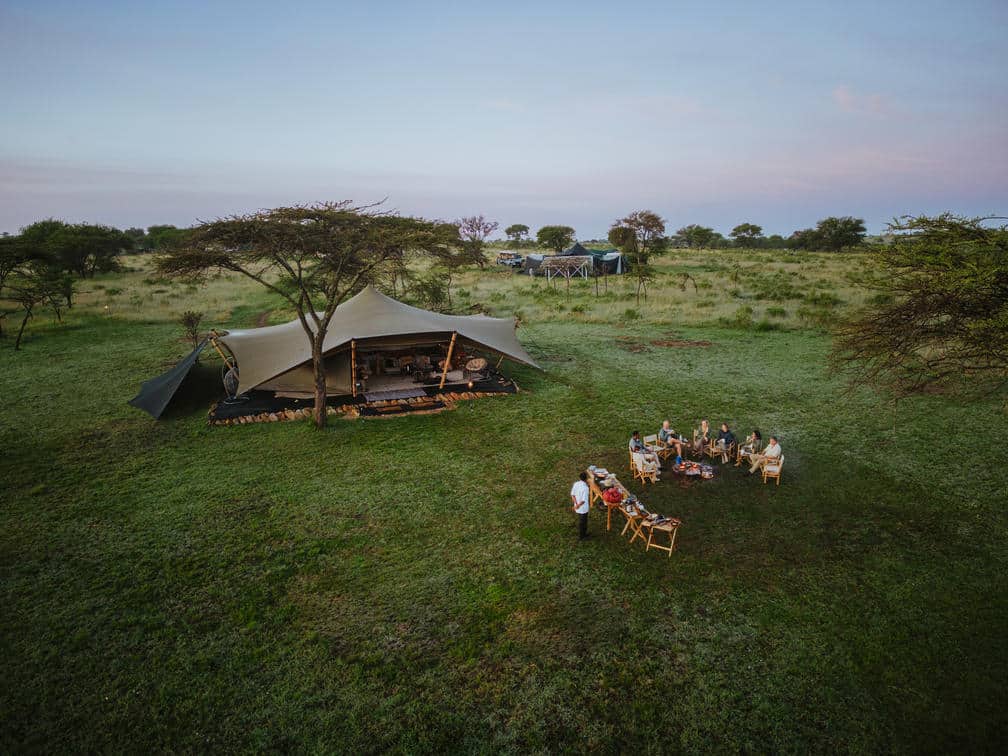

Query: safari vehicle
[[495, 251, 524, 268]]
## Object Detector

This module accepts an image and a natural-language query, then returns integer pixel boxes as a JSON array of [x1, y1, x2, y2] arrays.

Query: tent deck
[[208, 374, 518, 423]]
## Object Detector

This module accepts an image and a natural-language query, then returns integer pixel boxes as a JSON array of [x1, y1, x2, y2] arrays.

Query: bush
[[766, 306, 787, 318], [621, 308, 640, 321], [106, 287, 123, 297], [179, 310, 203, 349], [755, 319, 782, 332], [726, 305, 754, 329], [868, 293, 894, 306]]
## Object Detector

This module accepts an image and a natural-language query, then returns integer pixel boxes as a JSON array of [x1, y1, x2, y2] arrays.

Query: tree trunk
[[15, 305, 32, 350], [311, 334, 327, 429]]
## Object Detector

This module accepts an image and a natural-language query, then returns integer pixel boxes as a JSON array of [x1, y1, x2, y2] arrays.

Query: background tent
[[561, 243, 624, 274]]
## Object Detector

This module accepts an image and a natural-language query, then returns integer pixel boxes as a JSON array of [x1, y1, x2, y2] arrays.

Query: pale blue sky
[[1, 0, 1005, 236]]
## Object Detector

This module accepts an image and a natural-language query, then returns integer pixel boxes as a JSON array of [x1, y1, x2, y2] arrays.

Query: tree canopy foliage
[[790, 216, 866, 252], [676, 224, 718, 249], [456, 215, 498, 269], [535, 225, 575, 254], [730, 223, 764, 246], [610, 210, 668, 305], [504, 223, 529, 242], [157, 201, 456, 427], [831, 214, 1008, 400]]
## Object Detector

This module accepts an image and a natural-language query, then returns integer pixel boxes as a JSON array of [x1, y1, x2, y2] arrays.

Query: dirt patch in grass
[[650, 339, 713, 348], [615, 337, 651, 353]]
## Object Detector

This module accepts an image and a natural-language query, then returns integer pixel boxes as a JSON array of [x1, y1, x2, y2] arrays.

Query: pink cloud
[[832, 85, 891, 115]]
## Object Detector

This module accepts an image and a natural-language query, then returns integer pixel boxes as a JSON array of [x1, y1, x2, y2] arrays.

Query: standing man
[[570, 471, 591, 540]]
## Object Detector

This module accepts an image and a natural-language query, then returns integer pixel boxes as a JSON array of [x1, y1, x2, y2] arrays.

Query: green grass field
[[2, 253, 1007, 753]]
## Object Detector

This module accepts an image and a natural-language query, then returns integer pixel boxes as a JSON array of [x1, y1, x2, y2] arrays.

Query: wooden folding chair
[[762, 454, 784, 485], [616, 506, 647, 546], [643, 433, 668, 461], [630, 451, 658, 484], [704, 439, 721, 461], [643, 518, 681, 557], [735, 435, 755, 467]]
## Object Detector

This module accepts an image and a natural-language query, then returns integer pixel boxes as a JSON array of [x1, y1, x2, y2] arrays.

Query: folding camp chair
[[762, 454, 784, 485], [643, 433, 666, 460], [643, 517, 681, 557], [630, 451, 659, 484], [616, 506, 647, 546]]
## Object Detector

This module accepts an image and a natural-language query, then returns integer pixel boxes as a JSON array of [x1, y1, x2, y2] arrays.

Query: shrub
[[179, 310, 204, 349], [106, 287, 123, 296], [868, 293, 894, 306], [570, 303, 587, 314], [725, 305, 754, 329], [755, 319, 782, 332], [622, 308, 640, 321], [766, 306, 787, 318]]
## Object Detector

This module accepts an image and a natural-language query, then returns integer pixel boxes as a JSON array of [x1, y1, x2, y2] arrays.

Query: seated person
[[658, 420, 683, 456], [629, 430, 661, 468], [716, 423, 736, 450], [692, 419, 711, 454], [715, 422, 736, 461], [748, 435, 782, 474]]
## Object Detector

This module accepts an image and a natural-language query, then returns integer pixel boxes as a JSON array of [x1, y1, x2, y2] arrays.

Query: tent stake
[[440, 332, 457, 389], [351, 339, 357, 398]]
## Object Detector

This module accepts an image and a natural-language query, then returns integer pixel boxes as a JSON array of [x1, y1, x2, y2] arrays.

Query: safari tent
[[129, 286, 539, 419]]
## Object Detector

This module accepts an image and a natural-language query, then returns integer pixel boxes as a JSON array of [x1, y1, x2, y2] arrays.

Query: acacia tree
[[1, 232, 70, 342], [610, 210, 668, 306], [536, 225, 575, 254], [49, 223, 131, 278], [157, 202, 455, 428], [730, 223, 764, 247], [790, 216, 866, 251], [505, 223, 529, 242], [456, 215, 498, 268], [831, 214, 1008, 400], [676, 224, 717, 249]]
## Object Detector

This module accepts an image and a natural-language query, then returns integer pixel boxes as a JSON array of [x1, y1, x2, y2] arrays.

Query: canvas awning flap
[[128, 338, 209, 418], [219, 287, 540, 395]]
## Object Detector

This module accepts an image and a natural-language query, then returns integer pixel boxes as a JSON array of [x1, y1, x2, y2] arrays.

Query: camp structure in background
[[521, 243, 624, 277], [561, 242, 624, 274], [129, 286, 540, 421]]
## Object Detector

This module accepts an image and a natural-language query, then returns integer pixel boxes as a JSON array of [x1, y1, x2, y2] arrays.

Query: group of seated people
[[630, 420, 782, 474]]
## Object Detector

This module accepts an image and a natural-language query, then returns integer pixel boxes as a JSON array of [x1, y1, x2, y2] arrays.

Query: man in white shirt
[[570, 472, 591, 540], [749, 436, 782, 474]]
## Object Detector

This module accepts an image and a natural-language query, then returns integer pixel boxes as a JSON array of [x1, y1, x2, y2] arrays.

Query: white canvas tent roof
[[219, 286, 539, 395]]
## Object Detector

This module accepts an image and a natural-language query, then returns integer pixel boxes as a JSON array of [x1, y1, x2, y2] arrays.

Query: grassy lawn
[[2, 257, 1007, 752]]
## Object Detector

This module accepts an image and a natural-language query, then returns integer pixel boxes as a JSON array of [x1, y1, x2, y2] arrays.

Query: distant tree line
[[498, 216, 867, 252]]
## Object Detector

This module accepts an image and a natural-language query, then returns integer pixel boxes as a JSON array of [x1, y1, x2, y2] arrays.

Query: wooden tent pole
[[496, 355, 504, 369], [351, 339, 357, 398], [439, 332, 457, 389], [208, 333, 234, 370]]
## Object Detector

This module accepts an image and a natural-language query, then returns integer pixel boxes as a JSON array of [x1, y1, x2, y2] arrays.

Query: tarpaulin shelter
[[561, 243, 624, 274], [128, 287, 539, 418]]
